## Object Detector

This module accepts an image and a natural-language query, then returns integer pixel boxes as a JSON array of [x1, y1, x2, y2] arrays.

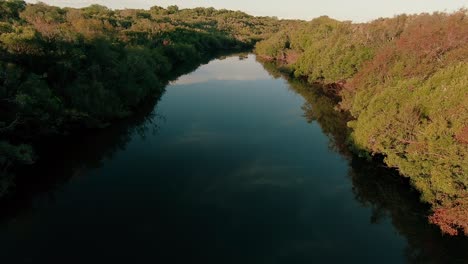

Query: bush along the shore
[[0, 1, 292, 183], [255, 10, 468, 236]]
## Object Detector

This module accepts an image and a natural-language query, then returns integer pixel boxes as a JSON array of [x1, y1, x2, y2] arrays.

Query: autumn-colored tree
[[255, 9, 468, 236]]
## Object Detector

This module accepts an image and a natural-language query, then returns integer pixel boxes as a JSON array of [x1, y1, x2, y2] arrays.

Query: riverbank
[[0, 1, 289, 192], [254, 11, 468, 236], [1, 54, 466, 262]]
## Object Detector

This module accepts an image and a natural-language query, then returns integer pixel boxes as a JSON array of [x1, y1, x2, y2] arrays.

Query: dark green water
[[0, 54, 466, 263]]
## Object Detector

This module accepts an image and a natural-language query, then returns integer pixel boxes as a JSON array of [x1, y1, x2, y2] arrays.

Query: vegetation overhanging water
[[0, 54, 467, 263], [0, 2, 467, 261]]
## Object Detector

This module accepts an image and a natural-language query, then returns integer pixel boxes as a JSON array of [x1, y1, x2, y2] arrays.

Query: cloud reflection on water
[[172, 55, 271, 85]]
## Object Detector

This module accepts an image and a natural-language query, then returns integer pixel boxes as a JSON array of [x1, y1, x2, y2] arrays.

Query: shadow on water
[[0, 51, 247, 216], [0, 94, 161, 218], [0, 54, 466, 263], [259, 59, 468, 263]]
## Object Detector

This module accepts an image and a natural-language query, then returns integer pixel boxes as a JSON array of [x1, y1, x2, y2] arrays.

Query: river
[[0, 54, 466, 263]]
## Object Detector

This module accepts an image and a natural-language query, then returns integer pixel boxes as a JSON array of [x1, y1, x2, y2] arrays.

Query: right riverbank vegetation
[[255, 10, 468, 236], [258, 65, 468, 260], [0, 0, 466, 236]]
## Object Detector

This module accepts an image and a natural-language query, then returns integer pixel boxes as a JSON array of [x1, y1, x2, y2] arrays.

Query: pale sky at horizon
[[24, 0, 468, 22]]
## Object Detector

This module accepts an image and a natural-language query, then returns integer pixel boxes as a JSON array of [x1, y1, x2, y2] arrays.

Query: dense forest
[[0, 1, 290, 189], [259, 62, 468, 261], [255, 10, 468, 236], [1, 0, 467, 237]]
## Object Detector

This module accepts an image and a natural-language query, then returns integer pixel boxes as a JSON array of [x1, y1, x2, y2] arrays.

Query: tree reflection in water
[[259, 59, 468, 263], [0, 51, 235, 215], [0, 55, 466, 264]]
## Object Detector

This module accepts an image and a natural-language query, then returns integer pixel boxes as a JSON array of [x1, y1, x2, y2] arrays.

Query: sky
[[24, 0, 468, 22]]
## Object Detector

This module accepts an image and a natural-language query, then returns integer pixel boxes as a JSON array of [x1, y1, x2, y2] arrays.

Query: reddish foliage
[[348, 10, 468, 93], [394, 12, 468, 77], [323, 80, 347, 97], [396, 13, 468, 59], [342, 11, 468, 236], [285, 50, 300, 64], [347, 45, 396, 91], [429, 197, 468, 236], [262, 49, 300, 64], [455, 126, 468, 145]]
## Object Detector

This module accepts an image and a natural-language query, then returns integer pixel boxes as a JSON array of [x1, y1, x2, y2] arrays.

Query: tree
[[0, 0, 26, 21], [167, 5, 179, 14]]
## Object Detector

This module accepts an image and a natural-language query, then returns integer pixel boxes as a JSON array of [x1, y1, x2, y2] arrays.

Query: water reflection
[[0, 54, 466, 263], [174, 55, 271, 85], [258, 59, 468, 263], [349, 159, 468, 263], [0, 97, 161, 218], [0, 50, 233, 211]]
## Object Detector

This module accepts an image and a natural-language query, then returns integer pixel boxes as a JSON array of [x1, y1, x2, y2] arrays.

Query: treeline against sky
[[255, 10, 468, 236], [0, 0, 286, 186]]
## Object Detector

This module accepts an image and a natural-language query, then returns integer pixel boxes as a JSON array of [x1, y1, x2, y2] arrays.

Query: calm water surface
[[0, 55, 466, 263]]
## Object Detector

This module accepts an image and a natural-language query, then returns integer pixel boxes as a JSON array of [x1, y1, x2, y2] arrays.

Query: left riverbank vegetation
[[255, 10, 468, 236], [1, 0, 466, 238], [0, 0, 294, 191]]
